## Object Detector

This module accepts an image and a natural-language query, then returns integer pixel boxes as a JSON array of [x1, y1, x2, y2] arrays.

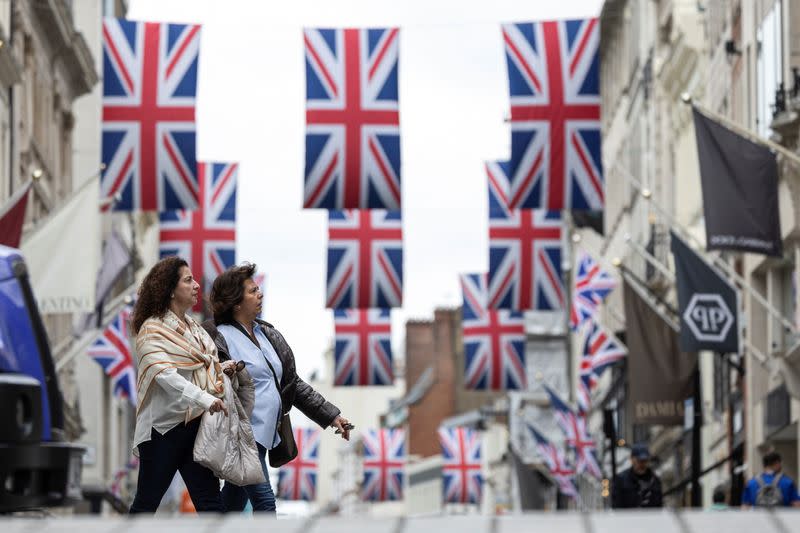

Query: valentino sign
[[671, 232, 740, 354]]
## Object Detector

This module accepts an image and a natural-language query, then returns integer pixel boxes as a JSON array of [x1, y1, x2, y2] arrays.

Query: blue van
[[0, 245, 83, 511]]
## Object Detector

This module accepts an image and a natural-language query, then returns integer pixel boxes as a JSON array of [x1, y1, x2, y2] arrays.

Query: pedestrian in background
[[128, 256, 231, 514], [612, 443, 663, 509], [204, 262, 351, 514], [710, 488, 729, 511], [742, 451, 800, 508]]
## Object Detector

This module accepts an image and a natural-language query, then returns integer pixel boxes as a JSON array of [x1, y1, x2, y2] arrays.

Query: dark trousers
[[129, 418, 223, 513], [221, 443, 276, 514]]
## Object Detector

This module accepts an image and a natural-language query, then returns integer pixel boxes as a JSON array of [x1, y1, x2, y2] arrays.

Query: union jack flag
[[544, 384, 602, 479], [526, 424, 579, 500], [87, 306, 136, 405], [278, 427, 321, 501], [578, 320, 626, 412], [570, 250, 617, 329], [304, 28, 401, 210], [102, 19, 201, 211], [487, 174, 564, 311], [460, 273, 527, 390], [361, 428, 405, 502], [159, 162, 237, 312], [327, 210, 403, 309], [334, 309, 394, 386], [439, 427, 483, 505], [502, 19, 602, 210]]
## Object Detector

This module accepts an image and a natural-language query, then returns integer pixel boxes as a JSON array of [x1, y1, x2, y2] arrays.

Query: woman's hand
[[331, 415, 352, 441], [220, 360, 237, 377], [209, 398, 228, 416]]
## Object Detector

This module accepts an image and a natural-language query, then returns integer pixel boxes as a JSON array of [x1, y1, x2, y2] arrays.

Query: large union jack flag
[[304, 28, 401, 210], [578, 320, 626, 412], [278, 427, 321, 501], [87, 306, 136, 405], [159, 162, 237, 312], [487, 173, 564, 311], [571, 250, 617, 330], [439, 427, 483, 504], [361, 428, 405, 502], [102, 19, 200, 211], [502, 19, 602, 211], [327, 210, 403, 309], [526, 424, 579, 500], [460, 273, 527, 390], [544, 384, 602, 479], [334, 309, 394, 386]]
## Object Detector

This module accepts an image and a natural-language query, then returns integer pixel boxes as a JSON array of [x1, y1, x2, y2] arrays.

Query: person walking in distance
[[742, 452, 800, 508], [612, 443, 663, 509]]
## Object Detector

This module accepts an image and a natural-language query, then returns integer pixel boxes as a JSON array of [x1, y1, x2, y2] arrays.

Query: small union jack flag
[[460, 273, 527, 390], [487, 170, 565, 311], [334, 309, 394, 386], [87, 306, 136, 405], [159, 162, 237, 312], [544, 384, 602, 479], [578, 320, 626, 412], [101, 19, 201, 211], [570, 250, 617, 329], [526, 424, 579, 500], [439, 427, 483, 505], [304, 28, 401, 210], [278, 427, 321, 501], [327, 210, 403, 309], [502, 19, 602, 210], [361, 428, 405, 502]]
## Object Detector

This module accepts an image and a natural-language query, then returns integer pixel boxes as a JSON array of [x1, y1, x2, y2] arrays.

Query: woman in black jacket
[[203, 263, 350, 513]]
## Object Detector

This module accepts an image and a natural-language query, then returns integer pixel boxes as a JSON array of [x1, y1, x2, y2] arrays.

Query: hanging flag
[[543, 384, 602, 479], [333, 309, 394, 386], [623, 281, 696, 425], [326, 209, 403, 309], [526, 424, 579, 500], [101, 19, 200, 211], [0, 181, 32, 248], [278, 427, 321, 501], [460, 273, 527, 390], [159, 162, 237, 312], [502, 19, 602, 210], [87, 305, 136, 405], [577, 320, 626, 412], [570, 250, 617, 329], [438, 426, 483, 504], [361, 428, 405, 502], [304, 28, 401, 210], [487, 170, 564, 311], [671, 231, 740, 354], [692, 107, 782, 256]]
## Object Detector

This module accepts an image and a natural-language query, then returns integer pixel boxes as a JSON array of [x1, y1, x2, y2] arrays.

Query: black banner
[[693, 107, 782, 257], [624, 280, 696, 426], [671, 231, 740, 353]]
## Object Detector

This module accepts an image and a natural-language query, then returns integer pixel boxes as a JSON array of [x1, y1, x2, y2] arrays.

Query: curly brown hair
[[131, 256, 188, 334], [210, 262, 257, 325]]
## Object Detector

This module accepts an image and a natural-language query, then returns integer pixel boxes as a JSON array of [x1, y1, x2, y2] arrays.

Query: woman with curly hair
[[203, 263, 350, 514], [128, 256, 230, 514]]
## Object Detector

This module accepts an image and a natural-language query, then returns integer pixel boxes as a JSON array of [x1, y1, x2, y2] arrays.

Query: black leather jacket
[[202, 319, 341, 429]]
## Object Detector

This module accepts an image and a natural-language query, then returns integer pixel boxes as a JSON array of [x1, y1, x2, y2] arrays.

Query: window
[[756, 2, 783, 137]]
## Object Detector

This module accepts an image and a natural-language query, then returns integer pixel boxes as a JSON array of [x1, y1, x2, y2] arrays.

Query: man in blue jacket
[[742, 452, 800, 508]]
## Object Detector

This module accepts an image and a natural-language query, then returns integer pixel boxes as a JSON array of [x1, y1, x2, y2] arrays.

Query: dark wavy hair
[[131, 256, 188, 334], [210, 262, 257, 325]]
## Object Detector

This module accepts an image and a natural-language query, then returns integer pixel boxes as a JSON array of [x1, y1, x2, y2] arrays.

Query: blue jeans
[[221, 443, 275, 514]]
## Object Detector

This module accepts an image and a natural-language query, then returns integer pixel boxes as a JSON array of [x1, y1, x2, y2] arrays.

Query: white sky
[[129, 0, 604, 380]]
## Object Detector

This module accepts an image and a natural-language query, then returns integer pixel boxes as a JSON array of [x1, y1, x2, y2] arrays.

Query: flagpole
[[682, 93, 800, 169]]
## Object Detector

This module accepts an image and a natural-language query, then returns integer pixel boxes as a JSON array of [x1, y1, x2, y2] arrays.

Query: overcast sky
[[129, 0, 604, 379]]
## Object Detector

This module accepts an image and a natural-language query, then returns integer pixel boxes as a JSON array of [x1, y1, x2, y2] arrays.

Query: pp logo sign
[[682, 294, 734, 342]]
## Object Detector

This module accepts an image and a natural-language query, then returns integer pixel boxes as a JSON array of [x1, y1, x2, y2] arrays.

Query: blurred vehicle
[[0, 245, 83, 512]]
